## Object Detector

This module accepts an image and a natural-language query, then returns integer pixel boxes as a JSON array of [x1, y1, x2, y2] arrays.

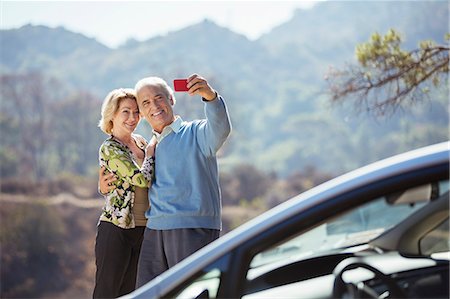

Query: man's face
[[136, 85, 175, 133]]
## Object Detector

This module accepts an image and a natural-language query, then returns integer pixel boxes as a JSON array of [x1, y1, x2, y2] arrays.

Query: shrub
[[0, 203, 68, 298]]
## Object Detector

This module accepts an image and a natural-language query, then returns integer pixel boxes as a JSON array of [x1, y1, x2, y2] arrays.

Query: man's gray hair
[[135, 77, 176, 105]]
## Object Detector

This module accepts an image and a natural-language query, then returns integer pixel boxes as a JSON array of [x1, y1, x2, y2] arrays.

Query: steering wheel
[[332, 257, 406, 299]]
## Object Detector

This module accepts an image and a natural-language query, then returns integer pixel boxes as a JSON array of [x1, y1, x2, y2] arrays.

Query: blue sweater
[[146, 96, 231, 230]]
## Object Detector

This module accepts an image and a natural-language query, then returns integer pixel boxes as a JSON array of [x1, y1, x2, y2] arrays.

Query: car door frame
[[218, 161, 449, 298]]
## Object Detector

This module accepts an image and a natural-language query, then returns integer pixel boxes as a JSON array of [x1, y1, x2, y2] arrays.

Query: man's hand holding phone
[[173, 74, 216, 101]]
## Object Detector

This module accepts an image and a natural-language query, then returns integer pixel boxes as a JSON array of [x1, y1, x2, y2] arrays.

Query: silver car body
[[124, 141, 449, 299]]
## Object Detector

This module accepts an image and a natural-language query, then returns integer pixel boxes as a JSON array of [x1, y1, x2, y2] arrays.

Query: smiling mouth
[[152, 110, 163, 117]]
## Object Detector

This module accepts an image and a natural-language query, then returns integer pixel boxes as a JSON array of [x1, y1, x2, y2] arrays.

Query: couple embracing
[[94, 74, 231, 298]]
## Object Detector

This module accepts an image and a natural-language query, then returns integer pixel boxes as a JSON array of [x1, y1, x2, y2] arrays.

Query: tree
[[326, 29, 449, 116], [51, 91, 104, 176], [0, 72, 102, 180], [220, 164, 274, 206], [0, 73, 54, 180]]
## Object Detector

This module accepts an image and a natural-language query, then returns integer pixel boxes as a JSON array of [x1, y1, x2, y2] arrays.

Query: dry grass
[[1, 192, 260, 298]]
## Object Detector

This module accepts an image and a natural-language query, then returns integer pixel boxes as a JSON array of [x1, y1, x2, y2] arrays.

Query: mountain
[[0, 1, 448, 178], [258, 1, 449, 80], [91, 19, 275, 96], [0, 24, 110, 72]]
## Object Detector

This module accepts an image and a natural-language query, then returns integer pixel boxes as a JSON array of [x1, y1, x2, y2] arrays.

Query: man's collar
[[170, 116, 183, 133], [152, 116, 183, 137]]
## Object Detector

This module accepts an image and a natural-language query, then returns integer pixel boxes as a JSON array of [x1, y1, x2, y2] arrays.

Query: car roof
[[126, 141, 449, 298]]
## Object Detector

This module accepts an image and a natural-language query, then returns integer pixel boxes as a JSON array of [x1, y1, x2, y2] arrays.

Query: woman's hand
[[145, 136, 157, 158], [99, 166, 117, 194]]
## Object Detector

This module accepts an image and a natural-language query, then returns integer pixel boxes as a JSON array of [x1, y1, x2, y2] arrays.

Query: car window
[[164, 179, 449, 299], [249, 199, 424, 272], [174, 269, 221, 299], [166, 253, 230, 299], [248, 180, 449, 276]]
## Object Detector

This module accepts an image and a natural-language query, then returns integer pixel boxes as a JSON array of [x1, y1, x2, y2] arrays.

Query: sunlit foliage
[[327, 30, 449, 116]]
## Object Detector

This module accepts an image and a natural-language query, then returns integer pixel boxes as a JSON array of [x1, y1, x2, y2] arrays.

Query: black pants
[[136, 228, 220, 288], [93, 221, 145, 299]]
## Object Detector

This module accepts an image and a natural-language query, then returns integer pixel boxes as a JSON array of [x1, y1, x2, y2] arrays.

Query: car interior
[[168, 178, 449, 299], [242, 180, 449, 299]]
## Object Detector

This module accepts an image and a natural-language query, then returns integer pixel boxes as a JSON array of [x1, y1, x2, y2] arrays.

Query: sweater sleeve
[[99, 141, 150, 188], [197, 95, 232, 156]]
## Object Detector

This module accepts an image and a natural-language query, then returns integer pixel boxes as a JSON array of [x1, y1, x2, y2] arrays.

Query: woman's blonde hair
[[98, 88, 137, 135]]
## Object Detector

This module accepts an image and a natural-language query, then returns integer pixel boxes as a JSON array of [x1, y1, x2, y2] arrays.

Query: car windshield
[[249, 181, 448, 270]]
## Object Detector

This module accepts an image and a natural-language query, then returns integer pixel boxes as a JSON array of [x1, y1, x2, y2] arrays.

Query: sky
[[1, 1, 321, 48]]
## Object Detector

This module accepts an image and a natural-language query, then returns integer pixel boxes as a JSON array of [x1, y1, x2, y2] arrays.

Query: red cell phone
[[173, 79, 189, 92]]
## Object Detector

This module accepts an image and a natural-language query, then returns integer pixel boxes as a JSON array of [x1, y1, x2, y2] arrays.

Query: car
[[123, 141, 449, 299]]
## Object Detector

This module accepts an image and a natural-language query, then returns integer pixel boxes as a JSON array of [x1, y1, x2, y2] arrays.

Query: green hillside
[[0, 1, 448, 179]]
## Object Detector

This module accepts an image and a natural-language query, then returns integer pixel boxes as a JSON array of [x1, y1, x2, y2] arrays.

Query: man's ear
[[169, 96, 175, 106]]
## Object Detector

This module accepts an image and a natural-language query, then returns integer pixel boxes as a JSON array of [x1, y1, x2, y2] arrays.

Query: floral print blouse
[[98, 134, 154, 229]]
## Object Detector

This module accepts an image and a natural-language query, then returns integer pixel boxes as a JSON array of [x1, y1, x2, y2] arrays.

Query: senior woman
[[94, 88, 155, 298]]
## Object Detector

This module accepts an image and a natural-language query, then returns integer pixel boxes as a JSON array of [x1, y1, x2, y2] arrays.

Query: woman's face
[[112, 97, 140, 136]]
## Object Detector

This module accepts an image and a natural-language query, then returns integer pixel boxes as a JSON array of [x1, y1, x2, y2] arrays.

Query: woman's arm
[[140, 136, 157, 182], [100, 141, 150, 189]]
